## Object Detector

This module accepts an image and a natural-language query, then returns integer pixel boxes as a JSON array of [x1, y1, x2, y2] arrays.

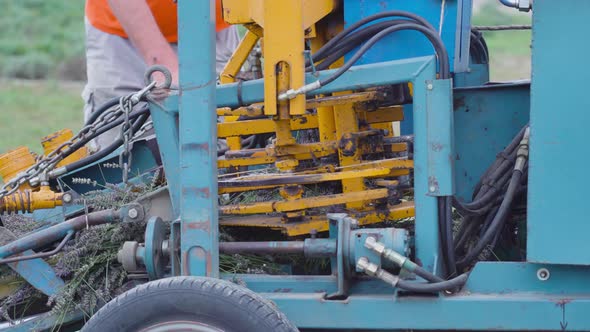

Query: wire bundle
[[451, 125, 529, 271]]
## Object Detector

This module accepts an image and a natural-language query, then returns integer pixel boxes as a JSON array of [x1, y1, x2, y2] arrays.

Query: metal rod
[[220, 241, 305, 255], [0, 209, 119, 259], [0, 231, 74, 264]]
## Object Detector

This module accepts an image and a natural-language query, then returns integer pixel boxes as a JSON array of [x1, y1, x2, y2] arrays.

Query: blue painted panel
[[411, 59, 441, 274], [426, 79, 454, 196], [343, 0, 472, 72], [266, 292, 585, 330], [527, 0, 590, 265], [453, 83, 529, 201]]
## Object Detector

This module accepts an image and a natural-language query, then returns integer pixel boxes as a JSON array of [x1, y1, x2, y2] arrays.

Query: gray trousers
[[83, 20, 240, 152]]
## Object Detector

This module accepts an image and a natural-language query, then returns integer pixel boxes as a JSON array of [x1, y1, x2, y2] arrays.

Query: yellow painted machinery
[[214, 0, 414, 236]]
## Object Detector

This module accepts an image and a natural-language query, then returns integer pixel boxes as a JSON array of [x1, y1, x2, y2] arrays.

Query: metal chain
[[0, 82, 157, 199], [119, 96, 134, 185], [473, 25, 531, 31]]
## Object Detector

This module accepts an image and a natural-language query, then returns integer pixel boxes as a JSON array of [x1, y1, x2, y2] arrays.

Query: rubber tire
[[82, 276, 299, 332]]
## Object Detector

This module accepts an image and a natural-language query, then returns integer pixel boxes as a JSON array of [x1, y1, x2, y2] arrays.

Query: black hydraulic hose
[[477, 206, 501, 238], [471, 126, 527, 196], [319, 23, 450, 89], [437, 197, 451, 275], [443, 196, 456, 276], [454, 168, 513, 216], [51, 106, 150, 169], [312, 11, 435, 62], [84, 96, 121, 125], [397, 273, 469, 292], [414, 265, 445, 283], [309, 20, 407, 69], [84, 106, 150, 142], [456, 169, 523, 268], [453, 216, 478, 251], [64, 111, 149, 172]]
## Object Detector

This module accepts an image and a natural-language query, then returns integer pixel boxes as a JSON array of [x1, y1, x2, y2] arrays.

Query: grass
[[0, 1, 85, 80], [0, 80, 83, 155]]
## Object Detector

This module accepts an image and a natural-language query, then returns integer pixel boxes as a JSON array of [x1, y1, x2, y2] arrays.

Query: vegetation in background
[[0, 81, 83, 155], [472, 2, 532, 80], [0, 0, 533, 156], [0, 1, 86, 80]]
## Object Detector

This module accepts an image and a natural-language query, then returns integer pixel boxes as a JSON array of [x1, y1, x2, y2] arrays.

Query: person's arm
[[107, 0, 178, 84]]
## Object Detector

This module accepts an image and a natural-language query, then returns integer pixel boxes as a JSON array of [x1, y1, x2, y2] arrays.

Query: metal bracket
[[425, 79, 455, 196], [326, 213, 353, 300]]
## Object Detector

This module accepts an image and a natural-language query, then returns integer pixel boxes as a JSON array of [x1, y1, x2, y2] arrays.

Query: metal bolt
[[310, 229, 318, 239], [62, 193, 73, 204], [427, 83, 434, 90], [127, 208, 139, 219], [537, 268, 550, 281]]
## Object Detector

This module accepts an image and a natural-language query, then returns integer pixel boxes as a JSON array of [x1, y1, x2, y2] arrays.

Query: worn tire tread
[[83, 276, 298, 332]]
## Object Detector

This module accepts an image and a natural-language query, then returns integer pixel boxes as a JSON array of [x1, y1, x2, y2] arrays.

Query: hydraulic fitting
[[278, 81, 321, 101], [365, 236, 416, 272], [357, 257, 399, 287], [42, 129, 88, 168], [0, 146, 36, 187], [498, 0, 532, 12], [514, 127, 530, 172], [0, 186, 63, 214]]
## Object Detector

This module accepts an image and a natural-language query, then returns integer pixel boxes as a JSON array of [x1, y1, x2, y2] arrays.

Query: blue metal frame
[[176, 0, 219, 277]]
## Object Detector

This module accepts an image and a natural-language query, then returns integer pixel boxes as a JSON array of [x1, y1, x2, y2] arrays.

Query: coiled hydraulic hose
[[454, 128, 530, 269], [311, 11, 435, 62]]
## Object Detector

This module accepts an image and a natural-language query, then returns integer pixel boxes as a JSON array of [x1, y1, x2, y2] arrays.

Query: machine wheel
[[82, 276, 298, 332]]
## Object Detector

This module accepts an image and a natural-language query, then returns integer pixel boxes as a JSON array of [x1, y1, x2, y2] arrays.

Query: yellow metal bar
[[220, 167, 392, 187], [220, 31, 259, 84], [362, 106, 404, 124], [217, 114, 318, 137], [262, 0, 305, 115], [221, 188, 388, 215], [219, 30, 261, 151], [0, 146, 36, 186], [333, 93, 366, 209], [310, 25, 336, 143], [219, 201, 415, 236], [217, 104, 264, 117]]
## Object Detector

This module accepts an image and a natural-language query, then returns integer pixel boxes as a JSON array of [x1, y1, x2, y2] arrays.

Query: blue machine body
[[148, 0, 590, 331], [6, 0, 590, 331], [527, 0, 590, 265]]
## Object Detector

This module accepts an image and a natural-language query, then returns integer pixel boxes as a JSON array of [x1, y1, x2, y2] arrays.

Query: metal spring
[[0, 190, 32, 214], [71, 177, 98, 187], [102, 163, 120, 169]]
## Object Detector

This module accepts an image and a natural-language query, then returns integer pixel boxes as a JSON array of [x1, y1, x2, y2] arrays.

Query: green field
[[0, 1, 85, 80], [0, 0, 532, 157], [0, 80, 83, 155]]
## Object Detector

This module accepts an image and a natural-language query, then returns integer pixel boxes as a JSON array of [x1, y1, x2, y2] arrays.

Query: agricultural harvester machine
[[1, 0, 588, 330]]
